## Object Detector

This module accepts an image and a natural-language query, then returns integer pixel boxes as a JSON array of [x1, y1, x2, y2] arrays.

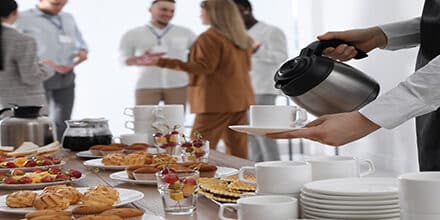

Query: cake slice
[[37, 141, 61, 155]]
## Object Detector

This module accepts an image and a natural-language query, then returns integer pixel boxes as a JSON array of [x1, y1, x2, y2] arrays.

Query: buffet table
[[0, 150, 254, 220]]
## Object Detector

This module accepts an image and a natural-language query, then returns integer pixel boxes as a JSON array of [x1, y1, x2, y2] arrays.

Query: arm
[[380, 17, 420, 50], [156, 34, 221, 75], [360, 54, 440, 129], [15, 37, 55, 85], [254, 27, 288, 64], [71, 16, 88, 66], [118, 31, 136, 66]]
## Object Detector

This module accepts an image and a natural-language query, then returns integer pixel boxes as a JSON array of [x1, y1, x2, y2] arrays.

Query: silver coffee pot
[[0, 105, 55, 148]]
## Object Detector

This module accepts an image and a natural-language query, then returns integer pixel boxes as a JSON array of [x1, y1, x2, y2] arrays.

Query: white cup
[[399, 172, 440, 215], [113, 133, 152, 145], [239, 161, 312, 194], [153, 104, 185, 130], [123, 105, 157, 121], [218, 195, 298, 220], [249, 105, 307, 128], [307, 156, 375, 181], [124, 120, 155, 134]]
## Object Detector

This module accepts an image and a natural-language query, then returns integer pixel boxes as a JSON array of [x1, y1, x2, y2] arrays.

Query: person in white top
[[119, 0, 196, 106], [234, 0, 288, 161], [267, 1, 440, 171]]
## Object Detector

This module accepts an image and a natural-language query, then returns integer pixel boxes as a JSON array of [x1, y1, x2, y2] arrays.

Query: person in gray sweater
[[0, 0, 62, 115]]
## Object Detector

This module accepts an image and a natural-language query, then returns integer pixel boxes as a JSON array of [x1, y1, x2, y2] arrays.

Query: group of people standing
[[119, 0, 288, 160], [1, 0, 288, 161]]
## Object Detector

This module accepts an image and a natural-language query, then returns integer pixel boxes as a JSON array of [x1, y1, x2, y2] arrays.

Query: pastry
[[153, 154, 177, 164], [101, 208, 144, 218], [99, 145, 124, 156], [125, 143, 149, 153], [43, 185, 83, 204], [72, 205, 114, 215], [228, 180, 256, 192], [77, 215, 122, 220], [6, 190, 37, 208], [82, 185, 119, 206], [221, 175, 256, 183], [108, 143, 128, 148], [25, 210, 72, 219], [102, 153, 125, 165], [132, 166, 160, 181], [126, 165, 146, 179], [123, 153, 151, 166], [187, 163, 217, 177], [30, 215, 72, 220], [89, 145, 106, 156], [33, 192, 70, 210]]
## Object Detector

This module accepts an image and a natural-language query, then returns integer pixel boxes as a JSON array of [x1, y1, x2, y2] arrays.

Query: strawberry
[[41, 176, 54, 183], [5, 162, 16, 168], [55, 173, 70, 181], [3, 177, 17, 184], [18, 176, 33, 184], [24, 160, 37, 167], [11, 169, 25, 176], [183, 177, 197, 186], [163, 174, 179, 184], [48, 167, 61, 174], [68, 169, 82, 178]]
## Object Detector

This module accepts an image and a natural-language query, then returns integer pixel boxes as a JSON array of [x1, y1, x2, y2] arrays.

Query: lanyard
[[42, 15, 64, 32], [147, 25, 173, 45]]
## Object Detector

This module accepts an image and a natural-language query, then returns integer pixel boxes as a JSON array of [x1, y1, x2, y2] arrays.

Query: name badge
[[59, 34, 73, 44]]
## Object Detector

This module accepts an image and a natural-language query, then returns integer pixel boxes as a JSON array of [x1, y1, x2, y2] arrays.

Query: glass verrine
[[156, 170, 199, 215]]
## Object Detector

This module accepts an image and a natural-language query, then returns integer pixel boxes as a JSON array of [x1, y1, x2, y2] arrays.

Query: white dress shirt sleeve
[[359, 18, 440, 129], [119, 31, 135, 66], [255, 27, 288, 64]]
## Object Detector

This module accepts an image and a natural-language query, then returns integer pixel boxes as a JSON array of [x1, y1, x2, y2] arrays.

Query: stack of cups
[[120, 105, 185, 145], [399, 172, 440, 220]]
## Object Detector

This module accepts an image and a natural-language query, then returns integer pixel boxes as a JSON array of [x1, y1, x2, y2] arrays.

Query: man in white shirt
[[119, 0, 196, 106], [267, 1, 440, 171], [234, 0, 288, 161]]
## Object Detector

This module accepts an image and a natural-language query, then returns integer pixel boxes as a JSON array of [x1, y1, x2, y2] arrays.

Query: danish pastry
[[6, 190, 37, 208], [44, 185, 83, 204], [102, 153, 125, 165], [33, 192, 70, 210]]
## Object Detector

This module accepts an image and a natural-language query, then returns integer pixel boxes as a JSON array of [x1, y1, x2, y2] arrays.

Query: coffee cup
[[124, 120, 155, 134], [399, 172, 440, 216], [238, 161, 312, 194], [123, 105, 157, 121], [113, 133, 152, 145], [218, 195, 298, 220], [249, 105, 307, 128], [307, 156, 375, 181]]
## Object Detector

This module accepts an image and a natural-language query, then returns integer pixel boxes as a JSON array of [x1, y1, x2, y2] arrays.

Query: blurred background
[[15, 0, 425, 175]]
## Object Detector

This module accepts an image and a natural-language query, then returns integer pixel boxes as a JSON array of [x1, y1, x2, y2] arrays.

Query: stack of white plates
[[300, 177, 400, 220]]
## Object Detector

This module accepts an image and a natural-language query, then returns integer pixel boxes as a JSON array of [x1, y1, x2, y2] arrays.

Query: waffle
[[228, 181, 256, 192], [199, 190, 237, 203]]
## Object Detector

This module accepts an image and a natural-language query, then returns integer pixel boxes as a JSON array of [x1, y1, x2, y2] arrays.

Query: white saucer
[[301, 188, 399, 201], [302, 209, 400, 219], [228, 125, 304, 136]]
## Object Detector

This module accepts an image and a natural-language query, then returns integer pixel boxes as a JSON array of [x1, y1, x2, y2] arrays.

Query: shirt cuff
[[359, 83, 435, 129], [379, 18, 420, 51]]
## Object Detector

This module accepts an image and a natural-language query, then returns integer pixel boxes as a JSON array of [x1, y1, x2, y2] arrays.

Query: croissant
[[123, 153, 151, 166], [81, 191, 118, 206], [33, 192, 70, 210], [6, 191, 37, 208]]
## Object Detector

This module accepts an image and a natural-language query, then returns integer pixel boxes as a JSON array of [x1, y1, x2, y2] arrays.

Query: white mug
[[249, 105, 307, 128], [152, 104, 185, 131], [124, 121, 155, 134], [218, 195, 298, 220], [307, 156, 375, 181], [399, 172, 440, 216], [123, 105, 157, 121], [239, 161, 312, 194], [113, 133, 152, 145]]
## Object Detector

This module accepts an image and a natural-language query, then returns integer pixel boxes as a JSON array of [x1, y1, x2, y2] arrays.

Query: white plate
[[228, 125, 304, 136], [83, 158, 126, 170], [0, 161, 66, 172], [109, 166, 238, 185], [300, 194, 399, 206], [0, 174, 86, 190], [303, 177, 398, 196], [301, 188, 399, 201], [302, 209, 400, 219], [300, 199, 399, 211], [141, 214, 166, 220], [0, 187, 144, 214], [76, 150, 102, 159], [303, 205, 400, 215]]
